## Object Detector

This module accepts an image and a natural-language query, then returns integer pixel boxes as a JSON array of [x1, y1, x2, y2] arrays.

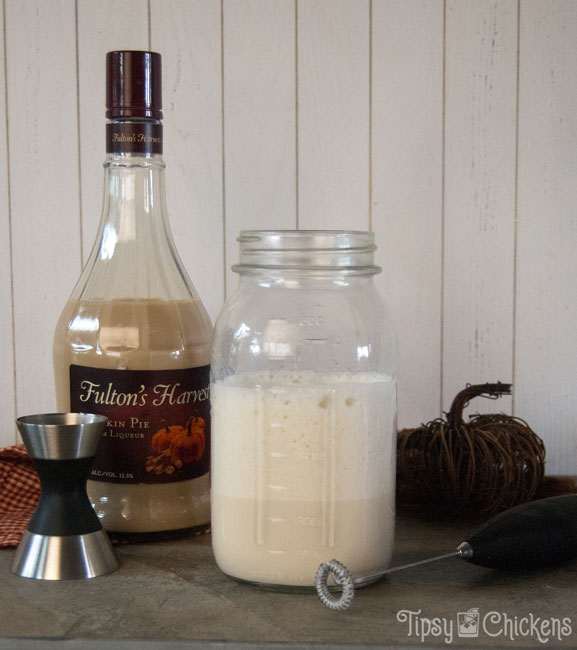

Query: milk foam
[[211, 370, 397, 586]]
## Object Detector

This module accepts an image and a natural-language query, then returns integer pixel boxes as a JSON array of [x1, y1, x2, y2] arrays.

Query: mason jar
[[211, 230, 397, 590]]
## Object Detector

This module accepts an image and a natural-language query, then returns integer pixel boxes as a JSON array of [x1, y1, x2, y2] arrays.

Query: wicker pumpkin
[[396, 383, 545, 517]]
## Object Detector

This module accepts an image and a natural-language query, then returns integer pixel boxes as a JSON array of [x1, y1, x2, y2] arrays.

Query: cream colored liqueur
[[54, 298, 212, 533], [211, 370, 397, 587]]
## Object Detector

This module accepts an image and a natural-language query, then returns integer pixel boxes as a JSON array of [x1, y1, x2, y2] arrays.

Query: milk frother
[[11, 413, 119, 580], [316, 494, 577, 610]]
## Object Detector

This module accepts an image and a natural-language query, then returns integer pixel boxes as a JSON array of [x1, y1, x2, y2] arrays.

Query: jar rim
[[233, 230, 381, 274]]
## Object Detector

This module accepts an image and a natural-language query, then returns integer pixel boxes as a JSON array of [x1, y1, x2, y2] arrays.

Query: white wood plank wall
[[1, 0, 576, 476]]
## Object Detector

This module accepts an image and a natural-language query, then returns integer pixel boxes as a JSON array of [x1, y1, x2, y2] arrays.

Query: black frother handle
[[463, 495, 577, 571], [28, 458, 102, 536]]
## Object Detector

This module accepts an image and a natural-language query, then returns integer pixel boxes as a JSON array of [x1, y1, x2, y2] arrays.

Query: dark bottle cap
[[106, 51, 163, 120]]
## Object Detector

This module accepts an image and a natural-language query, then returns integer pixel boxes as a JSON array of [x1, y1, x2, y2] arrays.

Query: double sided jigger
[[11, 413, 119, 580]]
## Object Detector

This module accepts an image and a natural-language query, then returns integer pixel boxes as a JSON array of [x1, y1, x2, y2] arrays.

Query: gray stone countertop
[[1, 512, 576, 650]]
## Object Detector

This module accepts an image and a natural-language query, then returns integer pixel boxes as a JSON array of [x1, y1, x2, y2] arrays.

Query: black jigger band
[[28, 458, 102, 537]]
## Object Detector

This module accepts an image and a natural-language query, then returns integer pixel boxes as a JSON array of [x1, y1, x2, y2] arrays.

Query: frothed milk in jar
[[211, 231, 398, 589]]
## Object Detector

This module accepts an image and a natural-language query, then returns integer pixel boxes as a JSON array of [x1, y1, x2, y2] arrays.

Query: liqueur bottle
[[53, 51, 212, 535]]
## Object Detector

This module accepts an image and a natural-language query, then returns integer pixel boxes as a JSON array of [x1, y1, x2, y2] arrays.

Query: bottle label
[[69, 364, 210, 484], [106, 122, 163, 154]]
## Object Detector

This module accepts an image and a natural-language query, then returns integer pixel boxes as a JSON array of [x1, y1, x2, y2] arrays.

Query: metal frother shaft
[[316, 545, 471, 612], [11, 413, 119, 581], [317, 494, 577, 611]]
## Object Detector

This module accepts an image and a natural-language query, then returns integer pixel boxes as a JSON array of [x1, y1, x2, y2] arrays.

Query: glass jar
[[211, 231, 397, 590]]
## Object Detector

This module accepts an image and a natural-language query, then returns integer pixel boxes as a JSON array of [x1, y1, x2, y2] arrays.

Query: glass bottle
[[211, 230, 397, 590], [53, 51, 212, 535]]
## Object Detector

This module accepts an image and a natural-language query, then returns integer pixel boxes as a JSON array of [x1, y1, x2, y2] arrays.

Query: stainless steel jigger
[[11, 413, 119, 580]]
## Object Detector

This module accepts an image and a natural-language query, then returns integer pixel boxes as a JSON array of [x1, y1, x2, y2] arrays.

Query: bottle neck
[[69, 119, 197, 302], [101, 154, 168, 244], [103, 119, 167, 233]]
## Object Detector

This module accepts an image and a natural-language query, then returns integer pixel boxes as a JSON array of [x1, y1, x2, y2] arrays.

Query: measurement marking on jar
[[297, 451, 322, 462], [268, 517, 288, 524], [296, 516, 323, 528], [299, 315, 324, 327], [267, 484, 288, 492]]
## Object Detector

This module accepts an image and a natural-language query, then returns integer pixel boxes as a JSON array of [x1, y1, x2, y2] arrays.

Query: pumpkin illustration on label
[[151, 420, 186, 455], [170, 417, 205, 465], [146, 416, 206, 475]]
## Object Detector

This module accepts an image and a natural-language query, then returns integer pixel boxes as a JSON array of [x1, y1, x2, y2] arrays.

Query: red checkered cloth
[[0, 444, 40, 547]]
